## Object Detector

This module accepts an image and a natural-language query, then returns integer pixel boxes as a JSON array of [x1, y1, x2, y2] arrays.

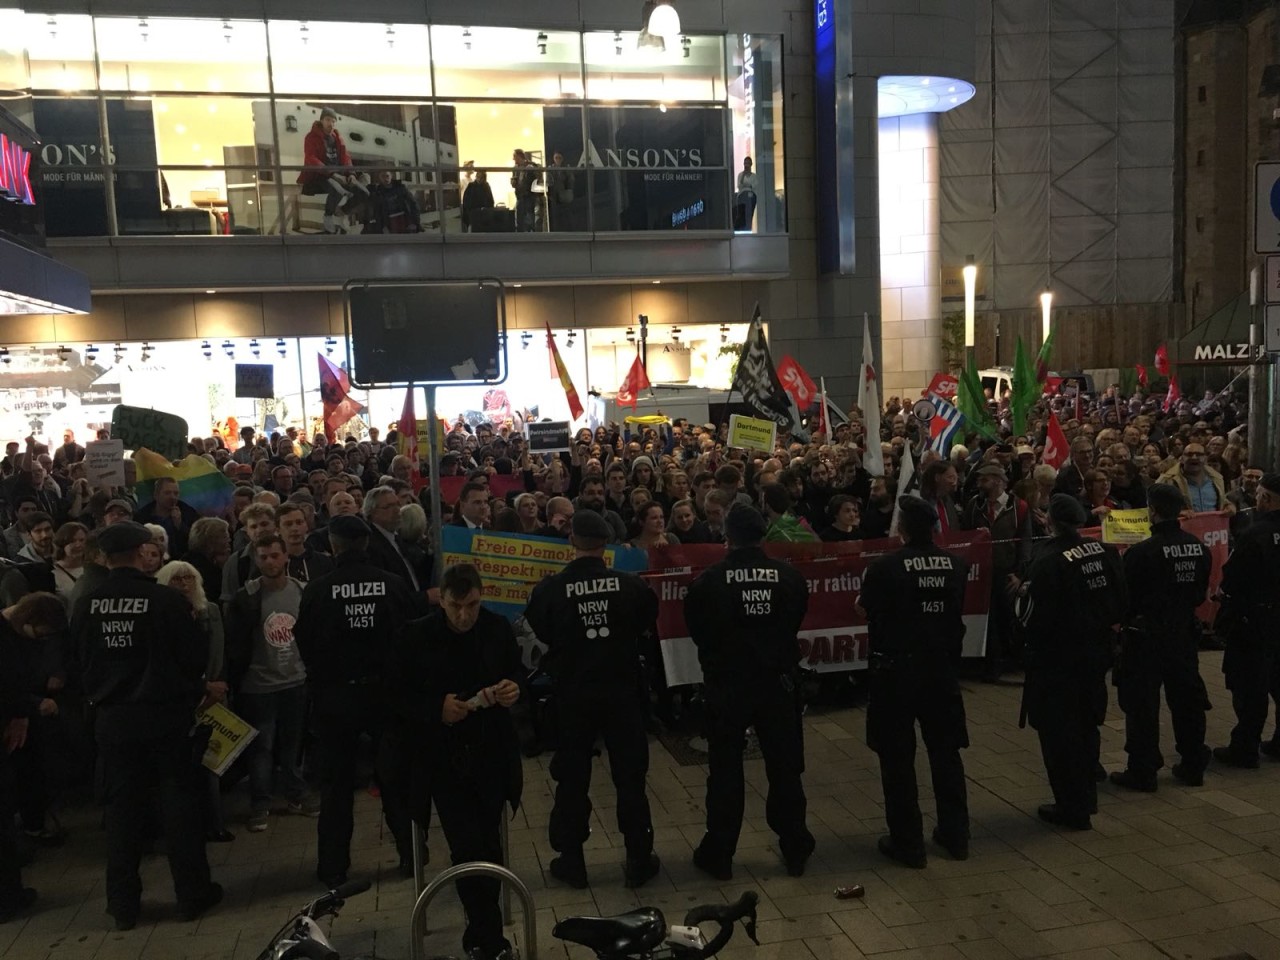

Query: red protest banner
[[643, 533, 993, 686], [926, 372, 958, 400], [776, 355, 819, 408]]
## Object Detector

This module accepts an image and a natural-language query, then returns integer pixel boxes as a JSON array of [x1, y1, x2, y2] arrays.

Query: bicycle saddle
[[553, 907, 666, 956]]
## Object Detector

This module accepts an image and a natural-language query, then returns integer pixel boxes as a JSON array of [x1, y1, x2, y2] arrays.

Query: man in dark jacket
[[390, 563, 522, 960], [685, 505, 813, 880], [524, 511, 659, 890]]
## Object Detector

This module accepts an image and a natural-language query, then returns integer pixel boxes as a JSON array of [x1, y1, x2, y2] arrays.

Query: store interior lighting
[[201, 340, 212, 359], [521, 331, 532, 350], [222, 340, 235, 358], [537, 32, 548, 55], [85, 344, 98, 361], [324, 337, 336, 356], [113, 343, 125, 363], [276, 337, 287, 357], [249, 338, 260, 358], [877, 75, 976, 118], [645, 1, 681, 40]]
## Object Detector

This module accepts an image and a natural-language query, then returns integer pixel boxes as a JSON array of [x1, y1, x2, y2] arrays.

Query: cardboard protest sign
[[197, 702, 258, 777], [728, 414, 777, 453], [84, 439, 125, 487], [110, 405, 188, 460]]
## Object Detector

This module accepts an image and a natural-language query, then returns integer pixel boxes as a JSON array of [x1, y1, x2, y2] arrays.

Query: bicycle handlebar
[[306, 879, 371, 919], [683, 891, 759, 957]]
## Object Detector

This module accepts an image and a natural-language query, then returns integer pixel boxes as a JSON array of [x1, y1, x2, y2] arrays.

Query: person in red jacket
[[297, 107, 367, 234]]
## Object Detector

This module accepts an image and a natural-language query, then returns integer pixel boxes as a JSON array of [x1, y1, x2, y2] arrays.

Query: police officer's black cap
[[724, 503, 768, 545], [570, 510, 612, 543], [896, 495, 937, 528], [328, 515, 371, 539], [1146, 483, 1186, 519], [1047, 493, 1088, 527], [97, 521, 154, 555], [1261, 473, 1280, 496]]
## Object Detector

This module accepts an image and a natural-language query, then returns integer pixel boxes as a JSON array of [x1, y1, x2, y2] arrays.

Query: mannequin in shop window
[[297, 107, 369, 235], [733, 157, 757, 231]]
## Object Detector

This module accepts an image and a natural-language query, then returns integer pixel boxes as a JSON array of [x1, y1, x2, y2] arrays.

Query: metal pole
[[425, 385, 444, 581], [639, 314, 649, 371], [1250, 268, 1270, 469], [408, 862, 537, 960], [295, 338, 308, 431]]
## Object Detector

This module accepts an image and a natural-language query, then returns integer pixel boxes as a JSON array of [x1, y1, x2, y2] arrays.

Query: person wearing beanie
[[1110, 483, 1212, 791], [1015, 493, 1125, 831], [523, 509, 660, 891], [856, 495, 971, 868], [296, 106, 369, 234], [684, 504, 815, 880], [71, 520, 221, 930], [1214, 472, 1280, 768]]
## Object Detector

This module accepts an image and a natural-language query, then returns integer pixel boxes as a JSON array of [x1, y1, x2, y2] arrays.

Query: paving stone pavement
[[6, 653, 1280, 960]]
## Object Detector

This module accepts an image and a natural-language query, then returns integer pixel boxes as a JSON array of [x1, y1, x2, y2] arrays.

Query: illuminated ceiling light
[[920, 77, 931, 85], [222, 19, 233, 43], [250, 338, 261, 358], [566, 331, 577, 347], [626, 326, 636, 342], [652, 280, 662, 284], [140, 342, 153, 362], [46, 16, 57, 40], [719, 323, 729, 343], [645, 0, 681, 40], [463, 27, 472, 51], [276, 337, 287, 357], [113, 343, 125, 363], [56, 344, 70, 360], [85, 343, 99, 360], [520, 331, 532, 350], [222, 339, 235, 358], [324, 336, 336, 356], [537, 32, 548, 55], [681, 35, 691, 58], [877, 76, 976, 118], [205, 288, 216, 294], [386, 24, 396, 48], [659, 102, 668, 113], [0, 348, 8, 365], [671, 326, 682, 342], [614, 31, 623, 56], [175, 124, 186, 134], [299, 21, 310, 44], [201, 340, 212, 359], [138, 17, 149, 42]]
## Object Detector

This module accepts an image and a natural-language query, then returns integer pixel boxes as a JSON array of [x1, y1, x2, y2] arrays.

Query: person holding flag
[[615, 354, 650, 410], [858, 315, 884, 477], [731, 304, 802, 438]]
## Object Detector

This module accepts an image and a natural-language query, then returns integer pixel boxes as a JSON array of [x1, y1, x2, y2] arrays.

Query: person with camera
[[857, 496, 970, 868], [685, 504, 813, 880], [524, 511, 659, 890]]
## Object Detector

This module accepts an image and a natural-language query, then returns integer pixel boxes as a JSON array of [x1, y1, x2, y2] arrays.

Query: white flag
[[859, 314, 884, 476]]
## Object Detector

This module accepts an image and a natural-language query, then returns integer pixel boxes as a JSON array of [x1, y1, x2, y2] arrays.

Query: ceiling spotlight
[[113, 343, 125, 363], [222, 339, 235, 358], [276, 337, 288, 357], [566, 331, 577, 347], [0, 348, 9, 365], [520, 331, 532, 350], [222, 18, 233, 43], [299, 20, 310, 44], [138, 17, 149, 42], [324, 336, 337, 356], [671, 326, 682, 342], [719, 323, 729, 343], [85, 343, 99, 360], [385, 23, 396, 47], [682, 35, 691, 58], [463, 27, 472, 50], [249, 338, 261, 358], [537, 31, 548, 55], [615, 31, 623, 56], [646, 1, 681, 40], [56, 344, 70, 360], [626, 326, 636, 342], [201, 340, 212, 359], [46, 16, 57, 40]]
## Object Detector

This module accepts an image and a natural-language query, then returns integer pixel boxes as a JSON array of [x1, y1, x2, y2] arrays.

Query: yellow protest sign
[[196, 702, 258, 777], [1103, 508, 1151, 545], [414, 418, 448, 457], [728, 414, 777, 453]]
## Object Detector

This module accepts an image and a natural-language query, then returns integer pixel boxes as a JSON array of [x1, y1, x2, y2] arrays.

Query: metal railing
[[406, 856, 537, 960]]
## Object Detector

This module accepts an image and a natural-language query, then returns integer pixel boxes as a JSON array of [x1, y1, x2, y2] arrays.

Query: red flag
[[318, 354, 365, 442], [616, 354, 651, 409], [397, 387, 417, 462], [1154, 343, 1170, 377], [1135, 364, 1148, 389], [1044, 375, 1064, 395], [1162, 375, 1181, 413], [546, 324, 585, 421], [1043, 412, 1069, 470], [776, 355, 818, 408], [925, 372, 958, 400]]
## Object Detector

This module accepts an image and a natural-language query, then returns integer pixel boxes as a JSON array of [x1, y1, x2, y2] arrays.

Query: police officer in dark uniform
[[685, 504, 813, 880], [857, 496, 970, 868], [524, 510, 660, 890], [71, 521, 220, 930], [1214, 472, 1280, 769], [1017, 495, 1125, 830], [1110, 483, 1212, 791], [390, 563, 523, 960], [294, 515, 418, 886]]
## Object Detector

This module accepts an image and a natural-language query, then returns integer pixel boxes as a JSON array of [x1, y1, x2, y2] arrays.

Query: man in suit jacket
[[449, 482, 491, 532], [362, 486, 420, 591]]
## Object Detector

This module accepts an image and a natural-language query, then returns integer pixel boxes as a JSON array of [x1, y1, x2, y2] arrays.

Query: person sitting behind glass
[[366, 170, 421, 234], [461, 171, 495, 232], [734, 156, 758, 231], [297, 107, 369, 235]]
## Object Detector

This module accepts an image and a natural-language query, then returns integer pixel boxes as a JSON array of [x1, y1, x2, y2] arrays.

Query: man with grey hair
[[362, 485, 418, 589]]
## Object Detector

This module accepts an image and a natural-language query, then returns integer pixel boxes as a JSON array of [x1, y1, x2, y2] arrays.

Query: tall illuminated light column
[[1040, 289, 1053, 344], [878, 76, 975, 396], [963, 254, 977, 365]]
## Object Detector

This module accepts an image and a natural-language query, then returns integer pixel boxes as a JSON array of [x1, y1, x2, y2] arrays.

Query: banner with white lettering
[[441, 525, 649, 621], [643, 534, 993, 687]]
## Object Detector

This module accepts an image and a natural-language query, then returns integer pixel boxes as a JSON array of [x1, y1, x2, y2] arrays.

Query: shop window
[[267, 21, 431, 98], [0, 9, 30, 96], [23, 13, 96, 92], [583, 32, 725, 102], [94, 16, 269, 93], [273, 101, 448, 234], [431, 26, 583, 100], [727, 34, 785, 234]]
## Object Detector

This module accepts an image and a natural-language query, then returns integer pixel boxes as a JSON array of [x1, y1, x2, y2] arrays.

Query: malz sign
[[1192, 342, 1266, 362], [0, 134, 34, 205]]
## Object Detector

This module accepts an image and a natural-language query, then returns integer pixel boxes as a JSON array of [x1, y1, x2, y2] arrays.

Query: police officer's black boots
[[931, 827, 969, 861], [1108, 769, 1157, 793], [549, 852, 588, 889], [622, 852, 660, 888], [692, 843, 732, 882]]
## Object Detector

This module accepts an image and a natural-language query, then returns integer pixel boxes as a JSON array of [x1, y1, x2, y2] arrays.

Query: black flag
[[731, 305, 801, 435]]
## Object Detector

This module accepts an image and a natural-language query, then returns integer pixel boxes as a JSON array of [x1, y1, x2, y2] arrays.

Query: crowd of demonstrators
[[0, 373, 1275, 934]]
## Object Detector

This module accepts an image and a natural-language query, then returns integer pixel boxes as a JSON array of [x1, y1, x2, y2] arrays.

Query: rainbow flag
[[132, 448, 235, 518]]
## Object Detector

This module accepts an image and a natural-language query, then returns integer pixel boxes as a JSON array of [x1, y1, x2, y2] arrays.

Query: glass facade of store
[[3, 14, 785, 238]]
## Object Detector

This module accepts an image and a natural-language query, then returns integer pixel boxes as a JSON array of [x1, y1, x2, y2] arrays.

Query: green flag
[[1010, 337, 1039, 436], [1035, 325, 1055, 383], [957, 355, 998, 440]]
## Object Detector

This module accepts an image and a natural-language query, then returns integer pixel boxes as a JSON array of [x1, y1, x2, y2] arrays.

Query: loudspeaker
[[347, 282, 503, 386]]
